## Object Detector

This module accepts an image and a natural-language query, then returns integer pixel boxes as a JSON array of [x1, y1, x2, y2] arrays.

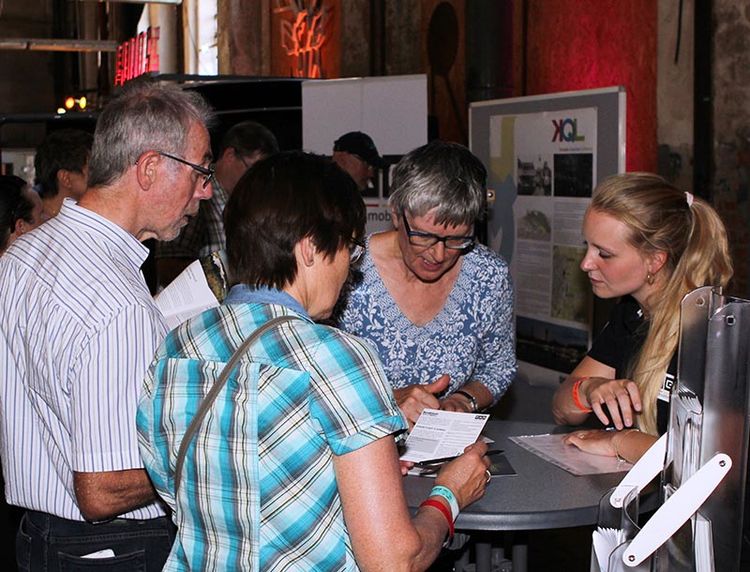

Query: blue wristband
[[430, 485, 459, 521]]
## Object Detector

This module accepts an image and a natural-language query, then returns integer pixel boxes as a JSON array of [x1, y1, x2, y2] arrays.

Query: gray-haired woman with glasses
[[340, 140, 517, 428]]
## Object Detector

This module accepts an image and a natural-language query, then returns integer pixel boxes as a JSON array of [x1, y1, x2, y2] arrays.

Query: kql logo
[[552, 118, 585, 143]]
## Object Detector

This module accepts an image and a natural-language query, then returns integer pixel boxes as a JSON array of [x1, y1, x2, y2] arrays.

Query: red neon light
[[275, 2, 330, 78], [114, 27, 160, 87]]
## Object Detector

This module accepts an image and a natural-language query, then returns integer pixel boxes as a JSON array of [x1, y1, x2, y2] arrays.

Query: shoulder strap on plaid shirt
[[174, 315, 302, 495]]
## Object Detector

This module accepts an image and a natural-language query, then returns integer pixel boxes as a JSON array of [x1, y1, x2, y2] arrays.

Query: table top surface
[[403, 419, 628, 531]]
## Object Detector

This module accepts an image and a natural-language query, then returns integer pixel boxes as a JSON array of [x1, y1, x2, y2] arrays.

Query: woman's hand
[[440, 381, 493, 414], [582, 377, 642, 430], [562, 429, 617, 457], [398, 460, 414, 476], [434, 441, 491, 509], [564, 428, 655, 464], [394, 374, 450, 428], [440, 393, 473, 413]]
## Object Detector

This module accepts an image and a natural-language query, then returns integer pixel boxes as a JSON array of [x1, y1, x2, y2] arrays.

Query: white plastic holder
[[621, 452, 732, 567], [610, 433, 668, 509]]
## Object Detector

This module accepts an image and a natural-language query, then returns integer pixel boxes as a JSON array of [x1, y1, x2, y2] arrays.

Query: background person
[[138, 151, 491, 571], [552, 172, 733, 462], [332, 130, 384, 191], [0, 174, 42, 563], [34, 128, 92, 221], [0, 80, 214, 570], [0, 175, 43, 254], [155, 119, 279, 287], [340, 140, 516, 427]]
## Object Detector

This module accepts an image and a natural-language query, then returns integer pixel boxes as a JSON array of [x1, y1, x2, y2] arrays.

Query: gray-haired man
[[0, 79, 214, 570]]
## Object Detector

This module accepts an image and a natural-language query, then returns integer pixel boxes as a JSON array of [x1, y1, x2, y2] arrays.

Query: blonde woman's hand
[[581, 377, 642, 430], [563, 429, 617, 457], [434, 441, 490, 510]]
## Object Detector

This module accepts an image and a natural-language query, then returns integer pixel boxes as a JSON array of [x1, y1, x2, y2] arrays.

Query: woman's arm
[[334, 437, 490, 572], [563, 428, 657, 464], [552, 357, 614, 425], [440, 380, 494, 413], [552, 356, 642, 429], [447, 255, 516, 412]]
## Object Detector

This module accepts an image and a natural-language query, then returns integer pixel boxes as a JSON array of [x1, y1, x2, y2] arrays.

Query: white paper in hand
[[154, 259, 219, 330], [399, 409, 489, 463]]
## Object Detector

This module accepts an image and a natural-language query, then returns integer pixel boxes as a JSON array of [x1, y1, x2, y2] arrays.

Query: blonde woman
[[552, 173, 733, 462]]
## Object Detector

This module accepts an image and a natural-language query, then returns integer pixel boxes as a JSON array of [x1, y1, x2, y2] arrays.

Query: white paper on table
[[510, 433, 632, 476], [154, 259, 220, 330], [399, 409, 489, 463], [591, 527, 623, 572]]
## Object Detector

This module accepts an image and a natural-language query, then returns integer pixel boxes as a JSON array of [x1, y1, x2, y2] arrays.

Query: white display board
[[302, 75, 428, 234], [302, 74, 427, 155]]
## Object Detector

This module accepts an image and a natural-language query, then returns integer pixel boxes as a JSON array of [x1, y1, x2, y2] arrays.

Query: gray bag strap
[[174, 315, 301, 495]]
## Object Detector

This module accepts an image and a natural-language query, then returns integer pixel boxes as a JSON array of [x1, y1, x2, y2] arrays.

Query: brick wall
[[713, 1, 750, 297]]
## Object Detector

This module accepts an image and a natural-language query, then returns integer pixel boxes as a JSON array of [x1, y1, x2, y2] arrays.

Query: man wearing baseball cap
[[332, 131, 384, 191]]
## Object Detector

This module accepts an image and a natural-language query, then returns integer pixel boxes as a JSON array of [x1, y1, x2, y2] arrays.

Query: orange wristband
[[572, 377, 593, 412], [420, 498, 455, 539]]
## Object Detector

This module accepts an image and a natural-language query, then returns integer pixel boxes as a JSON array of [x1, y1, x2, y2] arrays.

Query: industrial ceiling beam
[[73, 0, 182, 4], [0, 38, 118, 52]]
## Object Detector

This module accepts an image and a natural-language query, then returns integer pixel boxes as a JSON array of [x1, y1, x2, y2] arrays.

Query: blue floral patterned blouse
[[340, 236, 517, 404]]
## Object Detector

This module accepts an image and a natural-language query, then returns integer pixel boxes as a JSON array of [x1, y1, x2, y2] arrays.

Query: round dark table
[[403, 420, 630, 572]]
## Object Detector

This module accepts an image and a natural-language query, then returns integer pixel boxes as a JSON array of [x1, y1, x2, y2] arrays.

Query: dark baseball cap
[[333, 131, 385, 168]]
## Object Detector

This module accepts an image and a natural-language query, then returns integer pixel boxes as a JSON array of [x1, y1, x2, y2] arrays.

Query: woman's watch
[[454, 390, 478, 413]]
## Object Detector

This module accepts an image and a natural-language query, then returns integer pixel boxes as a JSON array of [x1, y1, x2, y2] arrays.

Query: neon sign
[[274, 1, 331, 78], [114, 27, 160, 87]]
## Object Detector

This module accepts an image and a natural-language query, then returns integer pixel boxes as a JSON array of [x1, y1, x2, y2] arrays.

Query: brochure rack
[[593, 287, 750, 571]]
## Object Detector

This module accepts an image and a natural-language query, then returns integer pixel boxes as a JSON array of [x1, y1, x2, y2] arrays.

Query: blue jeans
[[16, 510, 175, 572]]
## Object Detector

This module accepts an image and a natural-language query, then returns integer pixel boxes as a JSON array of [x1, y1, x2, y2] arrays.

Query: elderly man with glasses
[[155, 120, 279, 288], [0, 80, 213, 571], [339, 140, 517, 428]]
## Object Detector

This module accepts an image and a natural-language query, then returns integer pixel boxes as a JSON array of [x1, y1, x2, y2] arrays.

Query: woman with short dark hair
[[0, 175, 43, 254], [138, 152, 491, 571]]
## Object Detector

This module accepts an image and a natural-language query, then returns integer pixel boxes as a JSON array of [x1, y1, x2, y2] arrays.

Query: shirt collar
[[225, 284, 310, 318], [59, 198, 150, 267], [622, 295, 646, 335]]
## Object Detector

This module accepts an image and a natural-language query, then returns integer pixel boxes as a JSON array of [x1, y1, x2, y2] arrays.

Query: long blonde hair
[[590, 173, 733, 434]]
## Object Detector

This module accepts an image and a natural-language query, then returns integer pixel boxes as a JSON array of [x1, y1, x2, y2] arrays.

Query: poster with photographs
[[488, 107, 596, 373]]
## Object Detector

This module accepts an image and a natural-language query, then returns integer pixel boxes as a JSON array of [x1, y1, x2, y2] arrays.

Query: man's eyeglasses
[[158, 151, 216, 189], [401, 211, 475, 251], [349, 238, 366, 264]]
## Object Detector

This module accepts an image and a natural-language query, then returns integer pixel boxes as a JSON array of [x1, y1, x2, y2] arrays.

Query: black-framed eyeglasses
[[349, 238, 366, 264], [158, 151, 216, 189], [401, 211, 475, 251]]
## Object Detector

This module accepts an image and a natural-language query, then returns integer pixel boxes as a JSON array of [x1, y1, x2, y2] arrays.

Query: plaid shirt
[[137, 301, 406, 571]]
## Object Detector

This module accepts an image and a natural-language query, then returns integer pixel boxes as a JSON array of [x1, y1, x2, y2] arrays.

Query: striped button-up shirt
[[0, 199, 167, 521], [137, 300, 407, 571]]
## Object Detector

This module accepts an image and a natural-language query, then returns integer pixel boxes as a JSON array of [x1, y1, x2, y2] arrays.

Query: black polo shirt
[[587, 296, 676, 434]]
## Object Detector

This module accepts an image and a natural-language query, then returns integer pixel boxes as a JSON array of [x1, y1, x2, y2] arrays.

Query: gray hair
[[388, 140, 487, 226], [88, 80, 213, 188]]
